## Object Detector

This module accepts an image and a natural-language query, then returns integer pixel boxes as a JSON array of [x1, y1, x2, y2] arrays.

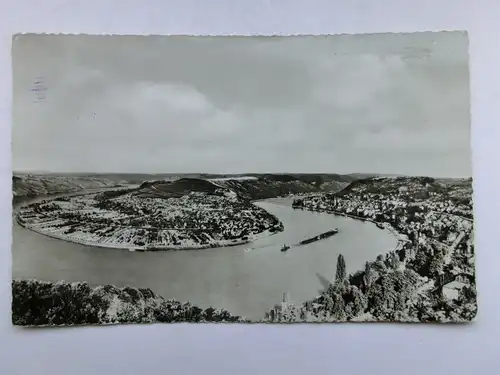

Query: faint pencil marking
[[30, 76, 47, 103]]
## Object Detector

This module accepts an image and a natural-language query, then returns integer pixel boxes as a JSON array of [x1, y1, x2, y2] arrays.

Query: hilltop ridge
[[12, 173, 357, 203], [132, 175, 352, 201]]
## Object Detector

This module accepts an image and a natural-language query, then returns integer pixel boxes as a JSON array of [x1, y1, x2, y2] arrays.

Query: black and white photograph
[[11, 32, 476, 326]]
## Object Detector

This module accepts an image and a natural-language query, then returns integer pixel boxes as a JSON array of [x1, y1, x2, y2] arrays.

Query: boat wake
[[244, 243, 284, 252]]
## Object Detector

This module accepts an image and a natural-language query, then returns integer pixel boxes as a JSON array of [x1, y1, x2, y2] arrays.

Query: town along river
[[12, 196, 397, 321]]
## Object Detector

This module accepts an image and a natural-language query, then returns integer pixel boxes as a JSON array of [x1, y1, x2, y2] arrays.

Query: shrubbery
[[12, 280, 243, 326]]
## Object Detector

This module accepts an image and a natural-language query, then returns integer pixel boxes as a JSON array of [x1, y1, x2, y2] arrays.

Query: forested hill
[[208, 176, 326, 199], [12, 173, 359, 203], [334, 176, 473, 204], [136, 175, 353, 200], [12, 175, 121, 204]]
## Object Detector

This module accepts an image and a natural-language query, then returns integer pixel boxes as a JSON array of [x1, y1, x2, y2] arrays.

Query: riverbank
[[16, 212, 280, 252], [16, 188, 284, 252], [292, 205, 407, 252]]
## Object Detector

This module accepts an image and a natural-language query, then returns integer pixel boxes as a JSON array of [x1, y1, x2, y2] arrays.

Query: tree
[[389, 251, 401, 270], [331, 292, 347, 321], [429, 249, 445, 277], [335, 254, 346, 282], [345, 285, 367, 318], [363, 261, 377, 290]]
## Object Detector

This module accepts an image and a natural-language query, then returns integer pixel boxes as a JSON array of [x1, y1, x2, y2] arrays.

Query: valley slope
[[267, 176, 476, 323]]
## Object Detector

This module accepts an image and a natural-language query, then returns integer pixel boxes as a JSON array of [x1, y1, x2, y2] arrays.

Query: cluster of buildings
[[293, 178, 475, 304], [17, 190, 283, 250]]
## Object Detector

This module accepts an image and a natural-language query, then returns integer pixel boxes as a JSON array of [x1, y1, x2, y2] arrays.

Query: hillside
[[135, 178, 226, 198], [336, 176, 473, 207], [271, 176, 476, 323], [12, 279, 243, 326], [12, 174, 122, 203], [207, 175, 351, 199], [13, 173, 354, 203], [134, 176, 325, 201], [200, 173, 356, 183], [210, 177, 320, 199], [317, 180, 350, 192], [144, 174, 356, 199]]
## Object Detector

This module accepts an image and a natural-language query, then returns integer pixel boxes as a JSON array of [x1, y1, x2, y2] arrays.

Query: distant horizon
[[12, 170, 473, 179]]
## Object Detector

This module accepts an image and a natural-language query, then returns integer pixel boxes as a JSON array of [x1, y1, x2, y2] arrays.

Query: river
[[12, 195, 397, 320]]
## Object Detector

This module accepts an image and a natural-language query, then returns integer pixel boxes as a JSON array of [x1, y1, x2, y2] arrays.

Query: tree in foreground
[[335, 254, 346, 282], [12, 279, 243, 326]]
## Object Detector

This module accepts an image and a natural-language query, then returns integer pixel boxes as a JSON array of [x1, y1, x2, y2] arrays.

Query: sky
[[12, 32, 471, 177]]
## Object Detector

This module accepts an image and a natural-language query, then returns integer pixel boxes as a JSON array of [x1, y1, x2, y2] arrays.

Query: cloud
[[12, 32, 472, 177], [116, 82, 213, 114], [311, 54, 406, 108]]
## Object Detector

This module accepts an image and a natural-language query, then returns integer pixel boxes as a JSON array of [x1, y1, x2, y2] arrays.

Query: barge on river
[[299, 229, 339, 246]]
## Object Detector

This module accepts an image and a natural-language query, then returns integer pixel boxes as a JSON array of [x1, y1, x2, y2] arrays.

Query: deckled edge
[[13, 317, 476, 328], [12, 30, 469, 40]]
